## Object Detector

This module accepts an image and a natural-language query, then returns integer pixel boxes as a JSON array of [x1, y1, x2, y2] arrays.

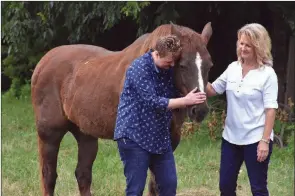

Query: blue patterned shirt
[[114, 50, 179, 154]]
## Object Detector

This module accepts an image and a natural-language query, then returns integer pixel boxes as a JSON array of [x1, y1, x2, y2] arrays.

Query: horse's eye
[[179, 64, 186, 69]]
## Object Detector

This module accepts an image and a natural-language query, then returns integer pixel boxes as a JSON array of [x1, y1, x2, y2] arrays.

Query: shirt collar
[[148, 49, 172, 75], [147, 49, 160, 73]]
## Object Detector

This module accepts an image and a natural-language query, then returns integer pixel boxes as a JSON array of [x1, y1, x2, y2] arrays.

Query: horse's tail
[[37, 136, 46, 196]]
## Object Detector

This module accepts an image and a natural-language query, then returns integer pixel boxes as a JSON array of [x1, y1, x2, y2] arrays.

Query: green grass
[[2, 94, 294, 196]]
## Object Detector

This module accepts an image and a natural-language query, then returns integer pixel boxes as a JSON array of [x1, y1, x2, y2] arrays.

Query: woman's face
[[239, 34, 256, 62], [154, 52, 175, 69]]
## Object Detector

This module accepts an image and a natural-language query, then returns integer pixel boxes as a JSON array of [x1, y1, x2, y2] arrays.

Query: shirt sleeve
[[128, 63, 169, 111], [211, 65, 230, 94], [263, 71, 278, 109]]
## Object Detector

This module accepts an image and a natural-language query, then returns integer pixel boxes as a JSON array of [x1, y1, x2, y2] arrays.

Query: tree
[[1, 1, 150, 96]]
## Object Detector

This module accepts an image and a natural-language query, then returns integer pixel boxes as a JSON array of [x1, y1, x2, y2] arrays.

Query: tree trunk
[[284, 35, 295, 105]]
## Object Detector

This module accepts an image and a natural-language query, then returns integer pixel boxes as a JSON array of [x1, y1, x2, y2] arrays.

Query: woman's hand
[[168, 87, 207, 109], [183, 87, 207, 106], [257, 141, 269, 162]]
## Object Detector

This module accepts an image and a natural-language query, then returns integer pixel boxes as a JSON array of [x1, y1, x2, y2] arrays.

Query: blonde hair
[[236, 23, 273, 68]]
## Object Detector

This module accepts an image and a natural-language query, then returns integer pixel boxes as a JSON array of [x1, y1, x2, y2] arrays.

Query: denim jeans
[[117, 137, 177, 196], [219, 138, 273, 196]]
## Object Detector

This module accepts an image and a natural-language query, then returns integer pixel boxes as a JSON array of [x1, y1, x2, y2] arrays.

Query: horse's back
[[31, 44, 114, 126], [33, 44, 113, 75], [31, 33, 151, 138], [31, 32, 150, 104], [32, 44, 114, 97]]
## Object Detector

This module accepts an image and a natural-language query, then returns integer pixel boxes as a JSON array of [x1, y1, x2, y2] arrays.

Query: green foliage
[[2, 82, 31, 101], [136, 2, 180, 36], [2, 1, 294, 98], [1, 1, 151, 97], [274, 99, 295, 147], [121, 2, 150, 19], [182, 96, 226, 140], [1, 2, 53, 97]]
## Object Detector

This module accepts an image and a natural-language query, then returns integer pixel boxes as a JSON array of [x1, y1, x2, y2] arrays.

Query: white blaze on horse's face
[[195, 52, 204, 92]]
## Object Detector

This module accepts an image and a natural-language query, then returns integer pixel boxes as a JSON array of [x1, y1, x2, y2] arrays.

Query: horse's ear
[[201, 22, 212, 45], [170, 22, 183, 40]]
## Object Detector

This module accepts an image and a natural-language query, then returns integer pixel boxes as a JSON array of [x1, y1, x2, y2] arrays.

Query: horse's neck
[[112, 34, 150, 74], [108, 33, 151, 93]]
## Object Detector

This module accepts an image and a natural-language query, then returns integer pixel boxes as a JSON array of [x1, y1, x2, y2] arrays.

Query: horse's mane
[[140, 24, 199, 55], [106, 24, 202, 66]]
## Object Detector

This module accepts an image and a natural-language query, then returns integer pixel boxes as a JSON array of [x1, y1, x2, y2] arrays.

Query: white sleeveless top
[[212, 61, 278, 145]]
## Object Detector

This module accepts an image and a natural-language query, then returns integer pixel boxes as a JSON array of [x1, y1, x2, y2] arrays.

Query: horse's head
[[171, 23, 213, 122]]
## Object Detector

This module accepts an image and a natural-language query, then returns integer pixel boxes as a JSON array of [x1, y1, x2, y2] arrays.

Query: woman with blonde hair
[[206, 23, 278, 196]]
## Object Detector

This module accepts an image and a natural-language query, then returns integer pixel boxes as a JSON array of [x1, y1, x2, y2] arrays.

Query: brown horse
[[31, 23, 213, 196]]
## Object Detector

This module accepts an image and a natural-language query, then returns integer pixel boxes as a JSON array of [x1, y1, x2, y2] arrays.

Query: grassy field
[[2, 94, 294, 196]]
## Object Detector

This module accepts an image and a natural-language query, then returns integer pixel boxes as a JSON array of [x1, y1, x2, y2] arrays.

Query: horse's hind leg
[[70, 127, 98, 196], [37, 122, 67, 196]]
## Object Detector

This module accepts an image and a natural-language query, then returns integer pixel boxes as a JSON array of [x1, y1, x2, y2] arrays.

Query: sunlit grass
[[2, 94, 294, 196]]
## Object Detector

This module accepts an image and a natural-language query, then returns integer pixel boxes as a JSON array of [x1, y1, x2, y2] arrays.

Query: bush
[[274, 98, 295, 147], [2, 82, 31, 102], [181, 97, 226, 140], [181, 96, 295, 148]]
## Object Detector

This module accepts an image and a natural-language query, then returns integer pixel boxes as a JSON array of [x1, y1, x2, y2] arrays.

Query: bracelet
[[260, 138, 270, 144]]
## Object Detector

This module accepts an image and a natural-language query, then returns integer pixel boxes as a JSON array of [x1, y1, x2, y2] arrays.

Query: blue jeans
[[219, 138, 273, 196], [117, 137, 177, 196]]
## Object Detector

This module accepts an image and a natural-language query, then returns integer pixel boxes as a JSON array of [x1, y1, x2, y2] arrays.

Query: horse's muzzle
[[188, 103, 209, 122]]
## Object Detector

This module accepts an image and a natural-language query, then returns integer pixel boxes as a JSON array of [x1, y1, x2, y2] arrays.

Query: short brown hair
[[154, 35, 182, 58]]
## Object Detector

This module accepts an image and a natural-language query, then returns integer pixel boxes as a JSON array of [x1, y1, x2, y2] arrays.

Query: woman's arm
[[207, 63, 232, 97], [257, 70, 278, 162], [206, 82, 217, 97], [262, 108, 276, 141], [257, 108, 276, 162]]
